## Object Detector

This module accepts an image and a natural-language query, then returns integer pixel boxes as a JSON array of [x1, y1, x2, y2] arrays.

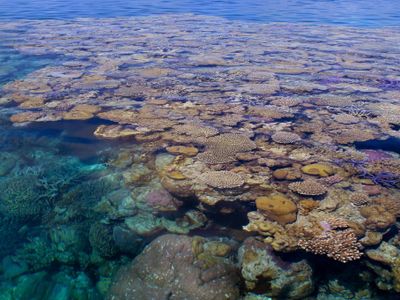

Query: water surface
[[0, 0, 399, 27]]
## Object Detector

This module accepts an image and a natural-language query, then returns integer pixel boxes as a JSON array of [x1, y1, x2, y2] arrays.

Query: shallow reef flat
[[0, 14, 400, 299]]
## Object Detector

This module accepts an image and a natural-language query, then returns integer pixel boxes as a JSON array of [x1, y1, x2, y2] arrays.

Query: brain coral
[[271, 131, 301, 144], [199, 171, 245, 189], [289, 180, 327, 196]]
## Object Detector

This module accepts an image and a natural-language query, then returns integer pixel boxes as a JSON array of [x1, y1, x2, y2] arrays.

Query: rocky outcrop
[[107, 234, 240, 300]]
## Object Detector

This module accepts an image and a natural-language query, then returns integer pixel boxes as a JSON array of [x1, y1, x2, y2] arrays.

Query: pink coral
[[362, 150, 393, 162], [145, 189, 181, 212]]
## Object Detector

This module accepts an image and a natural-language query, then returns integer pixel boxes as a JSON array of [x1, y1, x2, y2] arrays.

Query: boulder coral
[[301, 163, 335, 177], [107, 234, 240, 300], [255, 193, 298, 225], [359, 205, 396, 231]]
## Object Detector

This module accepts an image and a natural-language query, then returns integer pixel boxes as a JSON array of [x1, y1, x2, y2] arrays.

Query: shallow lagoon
[[0, 12, 400, 300]]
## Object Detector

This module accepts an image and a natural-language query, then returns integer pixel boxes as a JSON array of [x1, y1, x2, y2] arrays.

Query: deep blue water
[[0, 0, 399, 27]]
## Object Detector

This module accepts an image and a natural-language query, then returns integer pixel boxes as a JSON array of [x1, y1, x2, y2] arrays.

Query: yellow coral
[[301, 163, 335, 177], [255, 193, 298, 225]]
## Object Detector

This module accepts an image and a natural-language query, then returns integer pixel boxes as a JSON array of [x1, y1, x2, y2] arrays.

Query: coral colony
[[0, 14, 400, 300]]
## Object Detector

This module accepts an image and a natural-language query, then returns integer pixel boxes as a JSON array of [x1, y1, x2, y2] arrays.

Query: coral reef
[[0, 13, 400, 299]]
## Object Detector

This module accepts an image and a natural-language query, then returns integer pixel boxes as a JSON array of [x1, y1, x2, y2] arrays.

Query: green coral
[[14, 237, 55, 271], [0, 152, 17, 176], [15, 229, 90, 272], [0, 174, 45, 220], [89, 223, 118, 258]]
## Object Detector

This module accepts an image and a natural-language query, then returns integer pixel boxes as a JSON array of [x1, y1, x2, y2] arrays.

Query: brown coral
[[10, 111, 44, 123], [350, 193, 370, 206], [173, 123, 219, 138], [198, 171, 245, 189], [289, 180, 328, 196], [359, 205, 396, 231], [333, 113, 360, 124], [334, 128, 375, 144], [97, 109, 137, 124], [298, 228, 362, 263], [271, 131, 301, 144], [198, 133, 256, 164], [94, 125, 139, 139]]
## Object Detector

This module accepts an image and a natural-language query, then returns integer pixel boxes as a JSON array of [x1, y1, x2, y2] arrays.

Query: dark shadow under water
[[355, 136, 400, 155]]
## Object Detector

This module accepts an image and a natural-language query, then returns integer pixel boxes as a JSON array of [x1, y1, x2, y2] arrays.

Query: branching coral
[[298, 220, 362, 263], [0, 174, 45, 220]]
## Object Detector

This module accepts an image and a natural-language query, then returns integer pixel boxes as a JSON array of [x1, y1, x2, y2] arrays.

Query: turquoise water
[[0, 2, 400, 300]]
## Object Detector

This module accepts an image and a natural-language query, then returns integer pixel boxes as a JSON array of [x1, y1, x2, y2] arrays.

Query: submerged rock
[[107, 234, 240, 300]]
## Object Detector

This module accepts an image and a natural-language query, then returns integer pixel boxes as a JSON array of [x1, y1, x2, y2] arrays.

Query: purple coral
[[336, 155, 399, 188], [365, 171, 399, 188], [145, 189, 180, 212], [362, 150, 393, 162], [319, 221, 332, 232]]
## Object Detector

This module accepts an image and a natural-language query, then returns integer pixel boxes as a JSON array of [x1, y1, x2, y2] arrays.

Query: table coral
[[198, 171, 245, 189], [271, 131, 301, 144], [289, 180, 328, 196]]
